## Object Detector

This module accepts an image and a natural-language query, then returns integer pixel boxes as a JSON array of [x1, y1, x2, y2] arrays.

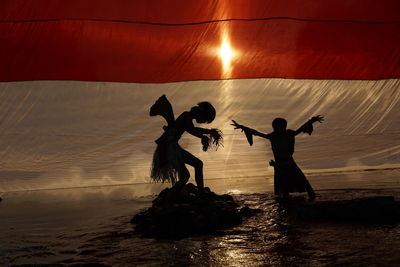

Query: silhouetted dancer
[[150, 95, 223, 193], [231, 116, 324, 200]]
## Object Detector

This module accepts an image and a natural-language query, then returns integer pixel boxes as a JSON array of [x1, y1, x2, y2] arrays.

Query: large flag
[[1, 0, 400, 82], [1, 0, 399, 191]]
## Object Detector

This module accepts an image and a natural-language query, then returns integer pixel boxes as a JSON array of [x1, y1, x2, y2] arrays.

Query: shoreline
[[1, 167, 399, 199]]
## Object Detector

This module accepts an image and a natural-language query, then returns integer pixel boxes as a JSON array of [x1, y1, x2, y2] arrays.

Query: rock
[[131, 183, 258, 239], [297, 196, 400, 223]]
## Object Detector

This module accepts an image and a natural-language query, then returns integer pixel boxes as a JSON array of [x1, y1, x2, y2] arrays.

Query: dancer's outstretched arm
[[184, 116, 222, 151], [231, 120, 270, 139], [294, 115, 324, 136], [186, 121, 213, 138], [231, 120, 270, 146]]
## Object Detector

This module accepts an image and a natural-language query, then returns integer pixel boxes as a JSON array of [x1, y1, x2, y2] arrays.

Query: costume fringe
[[150, 142, 182, 184], [299, 120, 315, 135], [202, 128, 223, 151]]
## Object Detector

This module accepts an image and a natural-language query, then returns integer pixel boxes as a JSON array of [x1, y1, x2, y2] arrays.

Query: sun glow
[[217, 33, 238, 78], [219, 40, 233, 70], [210, 24, 239, 78]]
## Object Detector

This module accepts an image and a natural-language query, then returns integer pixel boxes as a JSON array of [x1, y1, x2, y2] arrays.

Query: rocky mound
[[131, 183, 259, 239], [298, 196, 400, 223]]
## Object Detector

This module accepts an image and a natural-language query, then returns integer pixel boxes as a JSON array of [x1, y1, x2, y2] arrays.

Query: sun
[[219, 40, 233, 69], [213, 28, 238, 78]]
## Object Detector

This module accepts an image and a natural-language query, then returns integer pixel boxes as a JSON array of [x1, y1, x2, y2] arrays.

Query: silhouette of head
[[272, 118, 287, 133], [191, 102, 216, 123]]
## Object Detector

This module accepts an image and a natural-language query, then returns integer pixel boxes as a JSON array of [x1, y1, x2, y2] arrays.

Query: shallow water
[[1, 179, 399, 266]]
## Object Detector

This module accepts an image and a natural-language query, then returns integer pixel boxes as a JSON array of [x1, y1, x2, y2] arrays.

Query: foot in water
[[308, 193, 316, 202]]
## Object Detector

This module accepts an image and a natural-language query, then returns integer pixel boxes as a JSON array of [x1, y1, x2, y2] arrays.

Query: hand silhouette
[[311, 115, 324, 123], [231, 120, 245, 131], [201, 135, 210, 151]]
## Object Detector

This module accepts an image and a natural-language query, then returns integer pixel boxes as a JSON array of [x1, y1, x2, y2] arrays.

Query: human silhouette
[[150, 95, 222, 193], [232, 115, 324, 200]]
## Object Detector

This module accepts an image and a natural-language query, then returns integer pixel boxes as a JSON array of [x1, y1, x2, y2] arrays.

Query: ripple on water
[[2, 189, 400, 266]]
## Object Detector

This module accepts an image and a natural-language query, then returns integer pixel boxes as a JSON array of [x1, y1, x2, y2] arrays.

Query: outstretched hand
[[231, 120, 254, 145], [231, 120, 245, 131], [202, 128, 223, 151], [201, 136, 210, 151], [311, 115, 324, 123]]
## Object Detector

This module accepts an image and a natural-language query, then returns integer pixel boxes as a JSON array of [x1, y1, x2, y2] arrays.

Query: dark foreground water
[[1, 185, 400, 266]]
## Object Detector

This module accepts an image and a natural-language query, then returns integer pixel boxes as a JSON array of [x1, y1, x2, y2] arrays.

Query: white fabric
[[0, 79, 399, 191]]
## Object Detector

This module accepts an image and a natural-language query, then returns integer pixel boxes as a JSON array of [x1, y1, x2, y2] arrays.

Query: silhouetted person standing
[[150, 95, 222, 193], [232, 115, 324, 200]]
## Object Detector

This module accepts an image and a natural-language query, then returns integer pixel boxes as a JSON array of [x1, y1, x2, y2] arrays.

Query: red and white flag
[[1, 0, 399, 191]]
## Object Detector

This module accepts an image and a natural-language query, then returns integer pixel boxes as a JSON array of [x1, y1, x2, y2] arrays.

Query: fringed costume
[[149, 95, 182, 184], [149, 95, 222, 186]]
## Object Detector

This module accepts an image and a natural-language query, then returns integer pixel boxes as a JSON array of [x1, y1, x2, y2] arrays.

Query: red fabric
[[0, 0, 399, 82], [2, 0, 400, 23]]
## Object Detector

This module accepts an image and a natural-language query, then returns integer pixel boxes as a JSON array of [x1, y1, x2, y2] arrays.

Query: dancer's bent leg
[[173, 165, 189, 192], [180, 149, 204, 192]]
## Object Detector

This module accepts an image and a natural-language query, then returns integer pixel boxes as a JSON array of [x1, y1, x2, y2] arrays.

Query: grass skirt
[[150, 142, 183, 185]]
